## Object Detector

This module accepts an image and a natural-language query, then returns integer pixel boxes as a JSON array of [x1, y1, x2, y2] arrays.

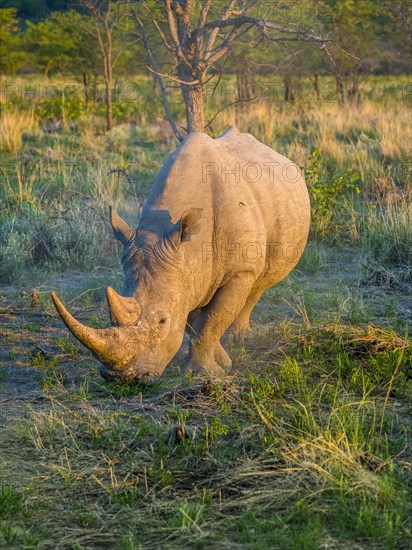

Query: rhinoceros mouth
[[99, 363, 159, 383]]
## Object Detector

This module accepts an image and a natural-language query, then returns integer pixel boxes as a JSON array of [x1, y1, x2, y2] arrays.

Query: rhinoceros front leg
[[186, 310, 231, 368], [185, 273, 256, 376], [214, 341, 232, 368]]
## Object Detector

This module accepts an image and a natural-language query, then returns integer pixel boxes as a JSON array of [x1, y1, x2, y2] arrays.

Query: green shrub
[[112, 101, 144, 122], [105, 124, 134, 151], [36, 94, 85, 122], [305, 148, 360, 239]]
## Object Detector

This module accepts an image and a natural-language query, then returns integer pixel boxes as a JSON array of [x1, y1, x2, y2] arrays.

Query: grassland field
[[0, 74, 411, 549]]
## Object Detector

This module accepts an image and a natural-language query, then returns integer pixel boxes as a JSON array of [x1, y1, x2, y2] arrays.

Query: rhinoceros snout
[[99, 363, 158, 383]]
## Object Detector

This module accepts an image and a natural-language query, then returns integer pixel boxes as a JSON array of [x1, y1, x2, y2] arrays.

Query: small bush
[[305, 148, 360, 240], [105, 124, 134, 151], [35, 94, 85, 122]]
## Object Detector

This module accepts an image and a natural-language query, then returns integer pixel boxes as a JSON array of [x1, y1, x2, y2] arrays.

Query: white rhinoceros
[[52, 127, 310, 382]]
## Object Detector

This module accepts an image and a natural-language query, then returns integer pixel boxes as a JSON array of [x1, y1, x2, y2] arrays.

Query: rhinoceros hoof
[[183, 358, 226, 378]]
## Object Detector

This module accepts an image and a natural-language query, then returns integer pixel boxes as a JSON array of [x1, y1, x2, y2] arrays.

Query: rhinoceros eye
[[153, 312, 168, 326]]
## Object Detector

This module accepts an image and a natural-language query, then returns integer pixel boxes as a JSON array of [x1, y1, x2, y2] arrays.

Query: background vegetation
[[0, 1, 411, 549]]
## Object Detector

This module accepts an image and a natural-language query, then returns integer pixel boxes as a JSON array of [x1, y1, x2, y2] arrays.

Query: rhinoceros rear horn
[[110, 206, 135, 245], [106, 287, 141, 326]]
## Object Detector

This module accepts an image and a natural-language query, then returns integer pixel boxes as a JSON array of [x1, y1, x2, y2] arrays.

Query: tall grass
[[0, 75, 410, 281], [0, 204, 118, 282], [3, 322, 409, 548], [361, 195, 412, 268], [0, 110, 37, 153]]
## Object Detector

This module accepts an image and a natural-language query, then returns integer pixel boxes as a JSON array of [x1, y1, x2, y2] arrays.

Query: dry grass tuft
[[323, 324, 410, 355], [362, 264, 412, 289], [0, 110, 37, 153]]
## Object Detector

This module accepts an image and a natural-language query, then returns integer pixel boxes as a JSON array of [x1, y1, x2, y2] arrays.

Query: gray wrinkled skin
[[52, 127, 310, 382]]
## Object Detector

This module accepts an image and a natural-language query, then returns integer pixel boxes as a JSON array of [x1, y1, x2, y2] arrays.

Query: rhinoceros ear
[[110, 206, 135, 245], [172, 208, 203, 245]]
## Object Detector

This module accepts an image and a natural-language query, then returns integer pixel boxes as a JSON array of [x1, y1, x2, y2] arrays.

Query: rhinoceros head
[[51, 207, 202, 383]]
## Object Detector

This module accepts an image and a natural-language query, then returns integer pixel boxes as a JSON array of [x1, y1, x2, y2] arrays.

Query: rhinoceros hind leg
[[186, 309, 201, 335], [229, 288, 263, 336]]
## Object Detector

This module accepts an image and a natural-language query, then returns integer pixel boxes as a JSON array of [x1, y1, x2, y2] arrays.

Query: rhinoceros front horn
[[51, 291, 135, 369]]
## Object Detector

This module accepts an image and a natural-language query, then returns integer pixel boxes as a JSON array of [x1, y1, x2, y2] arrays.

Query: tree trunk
[[106, 29, 113, 132], [284, 75, 297, 103], [347, 67, 360, 104], [180, 82, 205, 133], [61, 86, 66, 130], [313, 73, 320, 102], [92, 74, 98, 103], [178, 64, 205, 133], [82, 73, 89, 108], [104, 55, 113, 131], [335, 74, 345, 106], [236, 62, 254, 111], [105, 78, 113, 131]]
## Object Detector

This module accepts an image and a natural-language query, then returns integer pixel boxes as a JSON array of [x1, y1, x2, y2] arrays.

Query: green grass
[[1, 317, 410, 549]]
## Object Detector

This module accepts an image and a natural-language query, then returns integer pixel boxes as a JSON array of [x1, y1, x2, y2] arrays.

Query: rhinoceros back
[[144, 126, 310, 292], [209, 127, 310, 287]]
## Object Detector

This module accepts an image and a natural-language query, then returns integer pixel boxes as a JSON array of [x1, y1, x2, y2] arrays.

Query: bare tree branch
[[141, 0, 174, 53], [197, 0, 212, 29], [205, 95, 257, 130], [132, 8, 184, 142], [204, 0, 242, 56], [164, 0, 187, 61], [147, 65, 201, 86], [133, 0, 331, 134], [201, 16, 327, 41], [206, 23, 255, 65]]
